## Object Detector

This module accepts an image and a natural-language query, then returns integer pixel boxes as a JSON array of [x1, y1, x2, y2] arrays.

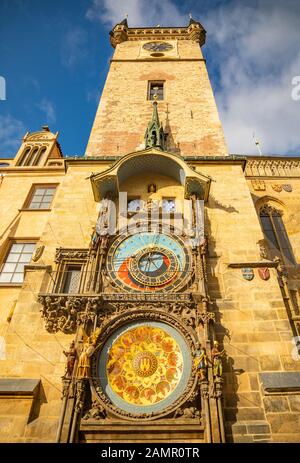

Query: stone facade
[[0, 19, 300, 443]]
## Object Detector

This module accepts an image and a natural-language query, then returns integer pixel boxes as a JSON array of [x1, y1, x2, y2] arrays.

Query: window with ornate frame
[[259, 204, 295, 265], [51, 248, 89, 294]]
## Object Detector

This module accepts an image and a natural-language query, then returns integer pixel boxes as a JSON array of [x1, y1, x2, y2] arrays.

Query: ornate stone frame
[[90, 309, 199, 421]]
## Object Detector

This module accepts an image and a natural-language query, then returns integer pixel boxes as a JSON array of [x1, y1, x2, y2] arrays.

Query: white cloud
[[86, 0, 186, 27], [0, 114, 26, 156], [203, 0, 300, 154], [61, 27, 88, 68], [38, 98, 56, 125], [86, 0, 300, 155]]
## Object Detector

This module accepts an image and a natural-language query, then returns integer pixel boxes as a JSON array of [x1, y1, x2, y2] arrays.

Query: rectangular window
[[127, 198, 142, 213], [148, 82, 164, 100], [0, 242, 35, 283], [63, 266, 81, 294], [162, 198, 176, 213], [27, 186, 56, 209]]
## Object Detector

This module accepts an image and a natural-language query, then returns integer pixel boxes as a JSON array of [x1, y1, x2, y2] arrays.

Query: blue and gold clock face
[[106, 232, 191, 292]]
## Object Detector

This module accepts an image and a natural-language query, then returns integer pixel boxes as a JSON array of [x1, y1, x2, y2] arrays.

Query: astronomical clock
[[106, 232, 192, 292]]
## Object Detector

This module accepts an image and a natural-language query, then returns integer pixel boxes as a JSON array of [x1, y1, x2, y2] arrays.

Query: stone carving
[[63, 340, 77, 378], [260, 203, 283, 216], [257, 239, 268, 259], [251, 179, 266, 191], [282, 184, 293, 192], [102, 292, 191, 302], [32, 245, 45, 262], [38, 293, 199, 333], [74, 379, 88, 414], [38, 295, 99, 333], [82, 400, 107, 420], [272, 184, 282, 192], [107, 301, 197, 329], [211, 341, 225, 378], [174, 406, 200, 419], [55, 248, 88, 263], [199, 311, 215, 324], [246, 159, 300, 177]]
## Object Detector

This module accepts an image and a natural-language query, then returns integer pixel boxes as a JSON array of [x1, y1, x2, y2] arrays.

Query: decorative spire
[[120, 15, 128, 27], [144, 95, 166, 150]]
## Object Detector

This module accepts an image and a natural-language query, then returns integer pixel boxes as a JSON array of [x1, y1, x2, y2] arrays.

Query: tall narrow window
[[35, 147, 47, 165], [260, 204, 295, 265], [148, 82, 164, 100], [18, 147, 31, 166], [63, 266, 81, 293], [27, 147, 39, 166], [0, 242, 35, 283]]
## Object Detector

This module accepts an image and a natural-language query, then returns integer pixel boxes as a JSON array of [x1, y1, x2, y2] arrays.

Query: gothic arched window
[[17, 147, 31, 166], [259, 204, 295, 265]]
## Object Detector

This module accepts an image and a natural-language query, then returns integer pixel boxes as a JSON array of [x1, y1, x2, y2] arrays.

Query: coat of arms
[[282, 184, 292, 193], [258, 267, 270, 281], [251, 179, 266, 191], [272, 184, 282, 192], [242, 268, 254, 281]]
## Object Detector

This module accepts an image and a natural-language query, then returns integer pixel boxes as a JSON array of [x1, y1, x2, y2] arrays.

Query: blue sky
[[1, 0, 300, 158]]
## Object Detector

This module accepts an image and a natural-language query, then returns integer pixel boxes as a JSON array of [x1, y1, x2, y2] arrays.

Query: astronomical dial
[[106, 232, 191, 292], [143, 42, 173, 52]]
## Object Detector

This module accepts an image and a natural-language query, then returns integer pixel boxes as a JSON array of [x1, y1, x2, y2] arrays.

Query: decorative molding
[[55, 248, 89, 263], [246, 159, 300, 178], [38, 295, 99, 333], [102, 292, 192, 302], [37, 293, 202, 334], [259, 203, 283, 216], [228, 261, 277, 269]]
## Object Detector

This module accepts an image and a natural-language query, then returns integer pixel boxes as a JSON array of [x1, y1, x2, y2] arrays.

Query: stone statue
[[211, 341, 225, 378], [194, 343, 208, 381], [77, 327, 102, 379], [63, 340, 77, 378]]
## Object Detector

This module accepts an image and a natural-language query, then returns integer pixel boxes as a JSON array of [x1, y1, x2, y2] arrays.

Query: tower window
[[0, 242, 36, 284], [25, 185, 57, 210], [259, 204, 295, 265], [148, 82, 164, 100]]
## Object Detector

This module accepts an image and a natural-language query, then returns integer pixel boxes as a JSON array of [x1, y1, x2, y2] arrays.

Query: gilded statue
[[77, 327, 101, 379]]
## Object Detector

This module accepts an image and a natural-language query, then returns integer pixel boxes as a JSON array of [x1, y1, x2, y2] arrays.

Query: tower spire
[[144, 95, 166, 150]]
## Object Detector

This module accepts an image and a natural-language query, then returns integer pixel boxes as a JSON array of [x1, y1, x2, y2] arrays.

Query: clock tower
[[85, 18, 228, 158]]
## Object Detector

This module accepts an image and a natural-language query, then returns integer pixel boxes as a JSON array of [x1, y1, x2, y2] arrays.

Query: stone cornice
[[109, 22, 206, 48], [245, 158, 300, 177]]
